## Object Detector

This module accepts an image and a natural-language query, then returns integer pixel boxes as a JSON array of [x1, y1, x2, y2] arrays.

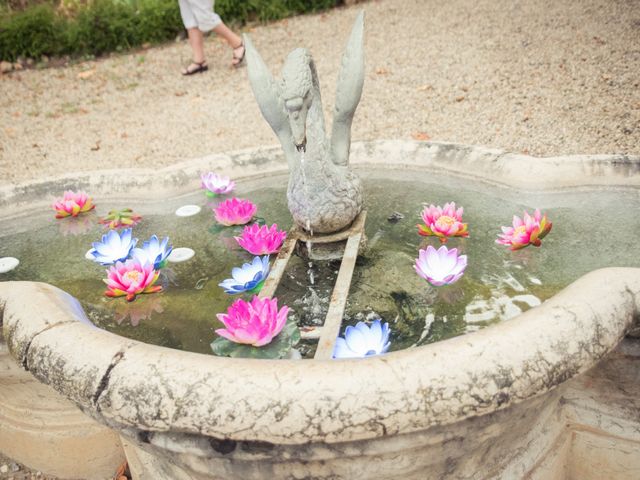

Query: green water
[[1, 168, 639, 357]]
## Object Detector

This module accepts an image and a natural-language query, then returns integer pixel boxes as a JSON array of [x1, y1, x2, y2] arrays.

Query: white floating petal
[[175, 205, 201, 217], [85, 249, 95, 260], [0, 257, 19, 273], [168, 247, 195, 263]]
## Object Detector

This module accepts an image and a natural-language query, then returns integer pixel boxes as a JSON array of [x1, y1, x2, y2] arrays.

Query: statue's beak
[[288, 110, 307, 152]]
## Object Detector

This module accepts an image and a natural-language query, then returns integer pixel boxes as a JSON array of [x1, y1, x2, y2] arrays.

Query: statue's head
[[281, 49, 313, 151]]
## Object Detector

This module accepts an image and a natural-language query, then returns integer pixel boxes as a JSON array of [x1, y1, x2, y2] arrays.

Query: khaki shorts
[[178, 0, 222, 32]]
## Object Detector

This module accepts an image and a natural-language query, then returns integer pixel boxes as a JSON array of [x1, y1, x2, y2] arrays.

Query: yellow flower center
[[514, 225, 527, 236], [124, 270, 142, 283], [435, 216, 455, 229]]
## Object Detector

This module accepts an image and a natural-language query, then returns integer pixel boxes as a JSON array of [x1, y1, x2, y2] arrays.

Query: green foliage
[[0, 3, 65, 60], [210, 320, 300, 359], [0, 0, 342, 62]]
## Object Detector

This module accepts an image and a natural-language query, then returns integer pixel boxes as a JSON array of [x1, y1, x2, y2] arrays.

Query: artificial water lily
[[235, 223, 287, 255], [213, 198, 257, 226], [417, 202, 469, 242], [496, 209, 552, 251], [99, 208, 142, 229], [103, 258, 162, 302], [201, 172, 235, 197], [53, 190, 95, 218], [219, 256, 270, 294], [88, 228, 137, 265], [215, 295, 289, 347], [333, 319, 391, 359], [414, 245, 467, 286], [131, 235, 173, 269]]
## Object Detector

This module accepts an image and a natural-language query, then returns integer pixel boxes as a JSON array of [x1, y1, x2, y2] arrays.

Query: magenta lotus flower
[[417, 202, 469, 243], [496, 209, 552, 251], [213, 198, 257, 226], [415, 245, 467, 286], [235, 223, 287, 255], [201, 172, 235, 197], [53, 191, 95, 218], [103, 258, 162, 302], [216, 296, 289, 347]]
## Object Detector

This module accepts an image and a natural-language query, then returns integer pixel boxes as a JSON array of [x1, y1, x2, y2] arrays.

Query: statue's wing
[[330, 11, 365, 167], [244, 35, 292, 148]]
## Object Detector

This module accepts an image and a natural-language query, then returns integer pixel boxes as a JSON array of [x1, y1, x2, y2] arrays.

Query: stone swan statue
[[244, 12, 365, 234]]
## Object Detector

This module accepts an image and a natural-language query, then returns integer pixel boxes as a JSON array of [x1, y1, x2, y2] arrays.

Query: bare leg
[[212, 22, 245, 65], [182, 27, 207, 75]]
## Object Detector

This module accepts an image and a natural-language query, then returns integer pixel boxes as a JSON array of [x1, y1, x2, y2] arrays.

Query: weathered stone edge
[[1, 140, 638, 214], [1, 268, 638, 444]]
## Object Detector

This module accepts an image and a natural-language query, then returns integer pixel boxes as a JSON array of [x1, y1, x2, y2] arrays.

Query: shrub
[[0, 0, 343, 62], [0, 3, 66, 60]]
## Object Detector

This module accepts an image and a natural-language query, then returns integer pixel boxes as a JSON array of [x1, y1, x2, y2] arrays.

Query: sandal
[[231, 42, 245, 67], [182, 61, 208, 76]]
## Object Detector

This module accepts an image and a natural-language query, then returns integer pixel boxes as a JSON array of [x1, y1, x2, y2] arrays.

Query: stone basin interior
[[1, 166, 639, 358]]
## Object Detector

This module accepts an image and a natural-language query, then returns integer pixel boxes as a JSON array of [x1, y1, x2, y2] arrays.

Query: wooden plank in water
[[314, 229, 363, 360], [258, 235, 298, 299]]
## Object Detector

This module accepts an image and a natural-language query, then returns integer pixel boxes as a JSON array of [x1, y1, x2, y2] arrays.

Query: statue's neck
[[305, 59, 328, 159]]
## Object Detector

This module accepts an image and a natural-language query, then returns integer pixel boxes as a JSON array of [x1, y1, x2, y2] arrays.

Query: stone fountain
[[1, 11, 640, 480]]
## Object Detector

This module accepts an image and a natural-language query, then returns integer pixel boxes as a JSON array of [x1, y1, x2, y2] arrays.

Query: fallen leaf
[[77, 69, 96, 80], [416, 84, 433, 91], [454, 95, 465, 102], [174, 91, 186, 97], [91, 141, 101, 151], [375, 67, 390, 75], [411, 131, 431, 141]]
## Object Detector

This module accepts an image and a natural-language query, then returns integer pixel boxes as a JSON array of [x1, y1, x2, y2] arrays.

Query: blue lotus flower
[[131, 235, 173, 269], [333, 319, 391, 359], [219, 256, 270, 294], [89, 228, 137, 265]]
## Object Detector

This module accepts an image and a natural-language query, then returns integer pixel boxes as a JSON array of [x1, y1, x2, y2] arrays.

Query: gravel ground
[[1, 0, 639, 187]]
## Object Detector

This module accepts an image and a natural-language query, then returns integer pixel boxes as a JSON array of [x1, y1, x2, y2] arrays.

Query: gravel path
[[1, 0, 639, 186]]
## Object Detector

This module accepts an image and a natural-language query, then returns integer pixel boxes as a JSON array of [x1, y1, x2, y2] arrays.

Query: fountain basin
[[1, 140, 639, 479]]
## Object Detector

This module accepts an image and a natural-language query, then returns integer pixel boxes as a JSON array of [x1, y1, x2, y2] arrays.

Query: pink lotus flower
[[216, 296, 289, 347], [496, 209, 552, 251], [53, 191, 95, 218], [417, 202, 469, 243], [235, 223, 287, 255], [103, 258, 162, 302], [415, 245, 467, 286], [201, 172, 235, 197], [213, 198, 257, 226]]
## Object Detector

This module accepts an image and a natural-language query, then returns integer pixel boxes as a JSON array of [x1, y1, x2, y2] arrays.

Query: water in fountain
[[2, 168, 639, 357]]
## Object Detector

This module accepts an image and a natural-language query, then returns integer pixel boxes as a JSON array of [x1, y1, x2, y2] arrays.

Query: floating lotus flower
[[53, 191, 95, 218], [219, 256, 270, 294], [213, 198, 257, 226], [88, 228, 137, 265], [215, 295, 289, 347], [201, 172, 235, 197], [103, 258, 162, 302], [496, 209, 552, 251], [417, 202, 469, 243], [333, 320, 391, 359], [99, 208, 142, 229], [131, 235, 173, 269], [235, 223, 287, 255], [415, 245, 467, 286]]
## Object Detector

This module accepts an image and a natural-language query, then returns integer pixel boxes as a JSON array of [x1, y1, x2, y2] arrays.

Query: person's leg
[[179, 0, 208, 75], [212, 22, 245, 65], [182, 28, 208, 74]]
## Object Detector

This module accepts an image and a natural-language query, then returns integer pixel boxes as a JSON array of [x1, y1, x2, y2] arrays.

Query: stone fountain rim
[[1, 140, 639, 446]]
